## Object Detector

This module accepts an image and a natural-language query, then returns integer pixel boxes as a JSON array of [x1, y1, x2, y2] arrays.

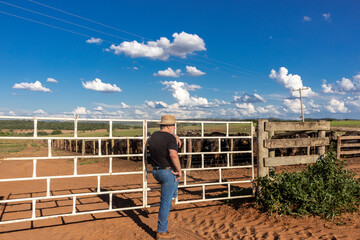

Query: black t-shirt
[[148, 131, 178, 168]]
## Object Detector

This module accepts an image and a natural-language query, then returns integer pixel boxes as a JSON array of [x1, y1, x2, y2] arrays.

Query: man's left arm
[[173, 134, 182, 148]]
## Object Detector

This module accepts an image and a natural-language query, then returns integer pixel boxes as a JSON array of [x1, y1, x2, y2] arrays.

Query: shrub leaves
[[256, 149, 360, 218]]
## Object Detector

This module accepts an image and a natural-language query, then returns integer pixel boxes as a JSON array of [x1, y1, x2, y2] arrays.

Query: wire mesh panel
[[0, 116, 254, 225]]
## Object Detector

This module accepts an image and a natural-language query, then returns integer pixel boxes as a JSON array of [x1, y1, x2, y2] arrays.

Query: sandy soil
[[0, 142, 359, 239]]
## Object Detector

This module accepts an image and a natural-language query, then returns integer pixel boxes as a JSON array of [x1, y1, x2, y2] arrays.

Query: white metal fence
[[0, 116, 254, 225]]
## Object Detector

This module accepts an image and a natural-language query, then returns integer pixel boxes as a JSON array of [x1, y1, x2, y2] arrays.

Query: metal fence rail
[[0, 116, 254, 225]]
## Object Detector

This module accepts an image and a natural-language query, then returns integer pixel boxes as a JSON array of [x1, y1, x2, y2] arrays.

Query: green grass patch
[[30, 142, 41, 151], [330, 120, 360, 128], [0, 140, 28, 154], [256, 148, 360, 219]]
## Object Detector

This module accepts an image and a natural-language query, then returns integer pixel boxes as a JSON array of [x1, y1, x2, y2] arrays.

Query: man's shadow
[[97, 190, 157, 239]]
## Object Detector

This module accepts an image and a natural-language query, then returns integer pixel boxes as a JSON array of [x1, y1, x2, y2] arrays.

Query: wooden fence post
[[268, 131, 275, 158], [257, 119, 269, 178], [75, 140, 78, 153], [337, 136, 341, 159], [318, 120, 326, 155]]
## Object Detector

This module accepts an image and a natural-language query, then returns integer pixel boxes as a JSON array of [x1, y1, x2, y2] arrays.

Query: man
[[149, 115, 182, 240]]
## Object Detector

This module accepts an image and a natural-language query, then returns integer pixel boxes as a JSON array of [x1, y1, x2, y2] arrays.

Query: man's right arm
[[169, 149, 182, 181]]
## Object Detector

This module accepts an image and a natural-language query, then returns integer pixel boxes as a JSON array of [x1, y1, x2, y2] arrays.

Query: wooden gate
[[256, 119, 331, 177]]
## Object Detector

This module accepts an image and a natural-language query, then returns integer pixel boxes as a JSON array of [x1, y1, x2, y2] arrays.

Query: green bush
[[51, 129, 63, 135], [256, 149, 360, 219], [0, 130, 15, 136], [37, 131, 48, 136]]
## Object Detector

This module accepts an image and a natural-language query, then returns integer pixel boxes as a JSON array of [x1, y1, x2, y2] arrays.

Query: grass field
[[0, 140, 28, 155], [47, 123, 254, 137], [329, 120, 360, 128], [1, 120, 360, 138]]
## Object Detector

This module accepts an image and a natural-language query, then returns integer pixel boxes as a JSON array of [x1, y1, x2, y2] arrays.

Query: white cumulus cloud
[[111, 41, 166, 60], [307, 100, 321, 112], [269, 67, 316, 97], [110, 31, 206, 60], [134, 109, 146, 115], [186, 66, 205, 76], [233, 93, 266, 103], [336, 77, 356, 92], [353, 73, 360, 81], [256, 105, 280, 115], [162, 81, 208, 107], [86, 37, 103, 44], [145, 100, 168, 109], [47, 78, 58, 83], [82, 78, 122, 92], [73, 106, 91, 115], [325, 99, 348, 113], [120, 102, 130, 109], [154, 67, 181, 78], [321, 79, 335, 93], [213, 99, 230, 105], [34, 109, 46, 114], [94, 106, 103, 111], [346, 96, 360, 107], [235, 103, 257, 116], [13, 81, 51, 92], [322, 74, 360, 94], [283, 99, 304, 113]]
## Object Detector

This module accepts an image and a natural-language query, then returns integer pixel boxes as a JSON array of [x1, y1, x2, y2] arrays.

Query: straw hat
[[159, 115, 176, 125]]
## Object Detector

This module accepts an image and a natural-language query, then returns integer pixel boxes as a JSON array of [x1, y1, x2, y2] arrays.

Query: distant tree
[[51, 129, 63, 135], [37, 131, 48, 136]]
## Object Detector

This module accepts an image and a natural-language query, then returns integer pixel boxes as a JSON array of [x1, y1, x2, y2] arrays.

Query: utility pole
[[292, 87, 309, 122]]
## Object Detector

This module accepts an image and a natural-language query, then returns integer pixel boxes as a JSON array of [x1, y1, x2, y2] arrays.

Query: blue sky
[[1, 0, 360, 120]]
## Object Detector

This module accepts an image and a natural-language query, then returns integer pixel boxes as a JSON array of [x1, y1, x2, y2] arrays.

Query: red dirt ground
[[0, 142, 359, 239]]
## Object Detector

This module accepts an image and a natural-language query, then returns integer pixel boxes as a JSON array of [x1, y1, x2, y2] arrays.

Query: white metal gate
[[0, 116, 254, 225]]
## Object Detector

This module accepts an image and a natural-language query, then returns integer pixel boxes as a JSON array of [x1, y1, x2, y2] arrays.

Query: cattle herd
[[50, 131, 252, 168], [50, 128, 360, 168]]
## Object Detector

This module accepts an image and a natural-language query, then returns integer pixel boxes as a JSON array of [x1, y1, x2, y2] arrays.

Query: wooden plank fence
[[257, 119, 331, 177], [337, 135, 360, 159]]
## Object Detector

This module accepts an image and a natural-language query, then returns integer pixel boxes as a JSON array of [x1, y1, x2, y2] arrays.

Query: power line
[[0, 10, 99, 40], [0, 1, 131, 41], [189, 55, 265, 78], [29, 0, 150, 41], [2, 1, 265, 79], [28, 0, 264, 77], [193, 54, 266, 77], [0, 8, 234, 78]]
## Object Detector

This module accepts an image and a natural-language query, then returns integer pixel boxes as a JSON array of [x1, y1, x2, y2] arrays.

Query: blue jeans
[[152, 169, 179, 233]]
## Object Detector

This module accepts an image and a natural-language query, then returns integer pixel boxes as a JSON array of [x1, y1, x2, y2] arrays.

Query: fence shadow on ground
[[0, 187, 224, 237], [97, 189, 156, 239]]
